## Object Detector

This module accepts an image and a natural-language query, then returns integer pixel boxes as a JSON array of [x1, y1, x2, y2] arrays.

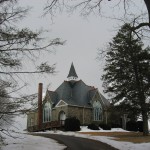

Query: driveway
[[32, 133, 118, 150]]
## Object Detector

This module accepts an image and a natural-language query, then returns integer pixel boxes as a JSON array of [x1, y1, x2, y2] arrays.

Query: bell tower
[[67, 62, 78, 81]]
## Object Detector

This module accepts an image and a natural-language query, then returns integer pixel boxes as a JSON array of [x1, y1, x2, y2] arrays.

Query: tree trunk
[[144, 0, 150, 25], [130, 51, 149, 136], [142, 107, 149, 136]]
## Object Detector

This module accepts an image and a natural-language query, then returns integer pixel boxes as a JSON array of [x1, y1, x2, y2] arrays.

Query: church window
[[43, 101, 51, 122], [93, 100, 102, 121], [30, 118, 34, 126]]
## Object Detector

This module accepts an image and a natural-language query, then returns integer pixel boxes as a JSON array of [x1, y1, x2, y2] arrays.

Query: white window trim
[[55, 100, 68, 107]]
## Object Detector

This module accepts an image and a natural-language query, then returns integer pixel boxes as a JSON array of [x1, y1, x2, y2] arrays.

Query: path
[[32, 133, 118, 150]]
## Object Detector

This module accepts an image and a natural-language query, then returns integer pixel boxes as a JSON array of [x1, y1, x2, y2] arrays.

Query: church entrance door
[[59, 111, 66, 125]]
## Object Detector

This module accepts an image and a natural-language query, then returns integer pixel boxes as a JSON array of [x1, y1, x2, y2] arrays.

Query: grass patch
[[79, 132, 150, 143]]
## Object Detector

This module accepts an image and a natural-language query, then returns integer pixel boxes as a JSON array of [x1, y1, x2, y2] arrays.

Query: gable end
[[55, 100, 68, 107]]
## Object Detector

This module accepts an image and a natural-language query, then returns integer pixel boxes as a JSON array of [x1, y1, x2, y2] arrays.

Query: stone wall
[[51, 105, 93, 125], [27, 104, 110, 130], [83, 107, 93, 124], [27, 111, 38, 127], [52, 105, 68, 121], [68, 106, 92, 124]]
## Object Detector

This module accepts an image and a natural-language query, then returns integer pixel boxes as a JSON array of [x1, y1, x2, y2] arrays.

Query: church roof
[[45, 63, 109, 108], [47, 91, 58, 104], [67, 63, 78, 78], [99, 92, 110, 107], [48, 80, 109, 108]]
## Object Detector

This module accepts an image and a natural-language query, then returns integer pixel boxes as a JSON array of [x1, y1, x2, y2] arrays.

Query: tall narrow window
[[93, 100, 102, 121], [43, 101, 51, 122], [30, 118, 34, 126]]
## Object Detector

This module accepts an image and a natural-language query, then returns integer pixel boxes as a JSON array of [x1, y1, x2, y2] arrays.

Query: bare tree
[[0, 0, 64, 142], [44, 0, 150, 30], [0, 80, 20, 141]]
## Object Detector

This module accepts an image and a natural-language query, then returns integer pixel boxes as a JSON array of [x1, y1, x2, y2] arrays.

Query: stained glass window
[[43, 101, 51, 122], [93, 100, 102, 121]]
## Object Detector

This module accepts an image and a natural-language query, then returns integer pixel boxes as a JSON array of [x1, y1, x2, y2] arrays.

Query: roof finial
[[67, 62, 78, 80]]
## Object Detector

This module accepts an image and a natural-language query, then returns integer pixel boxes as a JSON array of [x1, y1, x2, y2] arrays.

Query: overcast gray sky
[[14, 0, 147, 130], [16, 0, 146, 96]]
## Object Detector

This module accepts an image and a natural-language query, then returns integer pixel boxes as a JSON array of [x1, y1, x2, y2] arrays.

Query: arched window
[[93, 100, 102, 121], [43, 101, 51, 122], [59, 111, 66, 125]]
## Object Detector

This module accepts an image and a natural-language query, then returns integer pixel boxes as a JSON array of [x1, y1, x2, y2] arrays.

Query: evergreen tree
[[102, 23, 150, 136]]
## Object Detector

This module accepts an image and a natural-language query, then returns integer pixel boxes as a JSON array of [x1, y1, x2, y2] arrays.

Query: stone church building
[[27, 63, 110, 131]]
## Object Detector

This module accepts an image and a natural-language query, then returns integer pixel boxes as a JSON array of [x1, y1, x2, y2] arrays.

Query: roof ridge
[[48, 90, 57, 93], [80, 80, 96, 89], [89, 88, 97, 91]]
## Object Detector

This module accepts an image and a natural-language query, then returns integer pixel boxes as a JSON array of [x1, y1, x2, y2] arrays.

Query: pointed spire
[[67, 62, 78, 80]]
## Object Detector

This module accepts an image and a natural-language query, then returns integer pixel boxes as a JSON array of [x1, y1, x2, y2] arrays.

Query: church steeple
[[67, 62, 78, 80]]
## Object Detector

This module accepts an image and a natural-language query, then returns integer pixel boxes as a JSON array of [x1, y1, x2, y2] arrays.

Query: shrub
[[111, 123, 121, 128], [64, 117, 80, 131], [99, 123, 111, 130], [87, 123, 99, 130], [126, 121, 138, 131], [137, 121, 143, 132]]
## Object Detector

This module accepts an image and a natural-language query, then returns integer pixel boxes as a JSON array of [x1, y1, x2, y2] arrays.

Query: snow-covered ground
[[1, 126, 150, 150], [1, 131, 66, 150]]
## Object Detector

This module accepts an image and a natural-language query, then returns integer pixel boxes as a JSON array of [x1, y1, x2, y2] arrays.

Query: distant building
[[27, 63, 110, 131]]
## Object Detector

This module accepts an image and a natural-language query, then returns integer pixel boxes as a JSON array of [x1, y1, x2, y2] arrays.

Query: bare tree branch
[[44, 0, 150, 29], [0, 0, 64, 141]]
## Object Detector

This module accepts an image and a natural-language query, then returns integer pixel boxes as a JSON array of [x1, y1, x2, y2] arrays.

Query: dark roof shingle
[[67, 62, 78, 78], [48, 80, 109, 108]]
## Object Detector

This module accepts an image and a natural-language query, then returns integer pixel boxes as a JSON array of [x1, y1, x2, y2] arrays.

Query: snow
[[1, 131, 66, 150], [79, 126, 129, 132], [36, 127, 150, 150], [88, 136, 150, 150], [1, 126, 150, 150], [149, 120, 150, 131]]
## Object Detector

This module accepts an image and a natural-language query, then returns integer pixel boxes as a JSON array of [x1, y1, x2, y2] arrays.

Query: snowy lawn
[[1, 126, 150, 150], [35, 127, 150, 150], [1, 131, 66, 150]]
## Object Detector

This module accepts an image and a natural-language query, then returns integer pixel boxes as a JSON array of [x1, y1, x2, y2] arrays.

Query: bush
[[87, 123, 99, 130], [126, 121, 143, 132], [64, 117, 80, 131], [99, 123, 111, 130], [137, 121, 143, 132], [126, 121, 138, 131], [111, 123, 122, 128]]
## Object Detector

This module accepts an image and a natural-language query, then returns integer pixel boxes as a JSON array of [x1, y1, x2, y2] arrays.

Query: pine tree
[[102, 23, 150, 136]]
